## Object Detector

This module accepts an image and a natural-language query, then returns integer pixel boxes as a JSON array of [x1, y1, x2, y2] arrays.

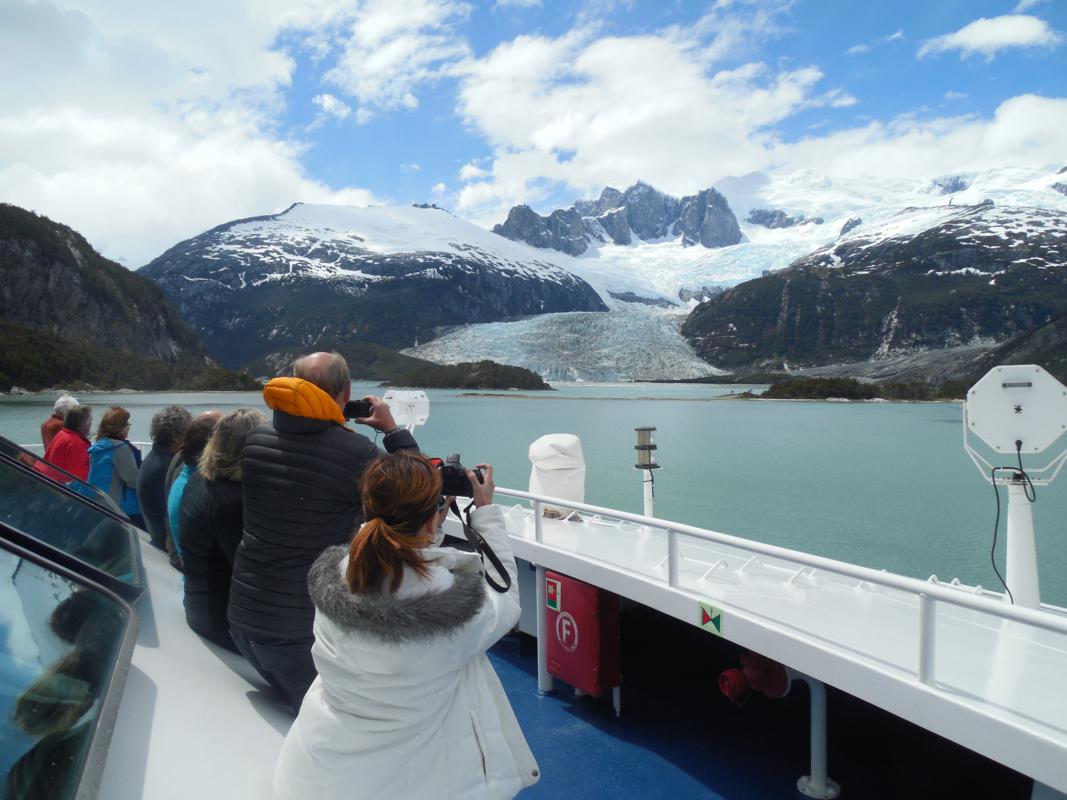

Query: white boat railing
[[22, 443, 1067, 687], [493, 486, 1067, 689]]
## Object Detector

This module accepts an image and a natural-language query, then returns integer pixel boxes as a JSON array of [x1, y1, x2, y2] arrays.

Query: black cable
[[1016, 443, 1037, 502], [989, 466, 1016, 605], [988, 442, 1036, 605], [648, 467, 655, 501]]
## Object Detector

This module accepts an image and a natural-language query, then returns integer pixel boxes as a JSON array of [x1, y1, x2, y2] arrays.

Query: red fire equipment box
[[545, 571, 621, 698]]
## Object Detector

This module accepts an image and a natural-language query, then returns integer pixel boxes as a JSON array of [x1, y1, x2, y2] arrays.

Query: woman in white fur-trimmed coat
[[273, 452, 539, 800]]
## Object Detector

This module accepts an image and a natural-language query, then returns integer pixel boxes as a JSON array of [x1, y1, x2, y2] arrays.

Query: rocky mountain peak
[[493, 181, 741, 256]]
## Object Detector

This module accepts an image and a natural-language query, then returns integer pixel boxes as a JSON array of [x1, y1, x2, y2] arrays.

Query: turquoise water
[[3, 383, 1065, 606]]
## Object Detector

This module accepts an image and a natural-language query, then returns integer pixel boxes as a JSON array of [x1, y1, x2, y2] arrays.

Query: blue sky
[[1, 0, 1064, 263]]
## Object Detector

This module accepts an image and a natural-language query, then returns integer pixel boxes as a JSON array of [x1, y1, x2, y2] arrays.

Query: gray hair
[[293, 351, 350, 399], [149, 405, 193, 447], [199, 407, 266, 482], [63, 405, 92, 432], [53, 395, 79, 416]]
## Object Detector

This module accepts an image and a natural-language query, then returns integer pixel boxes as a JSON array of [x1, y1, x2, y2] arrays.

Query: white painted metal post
[[918, 593, 936, 685], [795, 675, 841, 800], [642, 470, 655, 519], [533, 499, 544, 543], [534, 564, 554, 693], [1006, 480, 1041, 608], [667, 529, 679, 588], [634, 426, 659, 520]]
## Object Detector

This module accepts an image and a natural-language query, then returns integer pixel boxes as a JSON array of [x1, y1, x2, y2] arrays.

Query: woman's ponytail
[[347, 518, 433, 593], [346, 453, 443, 594]]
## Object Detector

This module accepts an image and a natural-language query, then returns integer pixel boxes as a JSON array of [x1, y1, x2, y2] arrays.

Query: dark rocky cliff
[[493, 181, 741, 255], [0, 204, 255, 390], [0, 204, 204, 363]]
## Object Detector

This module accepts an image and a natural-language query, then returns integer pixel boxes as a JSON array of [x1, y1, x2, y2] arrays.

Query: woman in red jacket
[[41, 405, 93, 482]]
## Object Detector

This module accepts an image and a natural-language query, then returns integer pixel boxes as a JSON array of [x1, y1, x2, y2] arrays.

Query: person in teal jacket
[[166, 412, 221, 559], [88, 406, 144, 529]]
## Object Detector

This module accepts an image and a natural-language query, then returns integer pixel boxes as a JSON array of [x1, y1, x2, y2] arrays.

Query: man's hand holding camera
[[346, 396, 400, 434]]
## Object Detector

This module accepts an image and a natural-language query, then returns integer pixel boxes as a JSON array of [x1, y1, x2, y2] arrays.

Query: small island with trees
[[386, 359, 551, 390]]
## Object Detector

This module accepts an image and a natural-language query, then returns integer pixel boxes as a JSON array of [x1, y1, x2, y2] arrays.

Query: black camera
[[343, 399, 373, 420], [434, 453, 484, 497]]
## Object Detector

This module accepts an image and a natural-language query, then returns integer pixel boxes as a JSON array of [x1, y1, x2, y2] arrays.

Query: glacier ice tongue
[[403, 307, 725, 382]]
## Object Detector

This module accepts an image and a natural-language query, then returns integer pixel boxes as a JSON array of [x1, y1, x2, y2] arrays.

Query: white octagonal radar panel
[[383, 390, 429, 429], [966, 365, 1067, 454]]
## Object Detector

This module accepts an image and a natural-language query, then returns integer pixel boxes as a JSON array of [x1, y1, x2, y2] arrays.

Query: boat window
[[0, 455, 144, 592], [0, 436, 124, 518], [0, 542, 135, 800]]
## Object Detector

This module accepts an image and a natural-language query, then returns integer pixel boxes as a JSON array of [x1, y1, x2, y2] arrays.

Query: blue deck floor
[[489, 606, 1032, 800]]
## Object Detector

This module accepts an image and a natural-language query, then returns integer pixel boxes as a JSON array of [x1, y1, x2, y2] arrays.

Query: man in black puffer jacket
[[228, 352, 418, 711]]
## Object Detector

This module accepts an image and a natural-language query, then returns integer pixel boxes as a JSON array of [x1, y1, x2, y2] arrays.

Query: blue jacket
[[88, 438, 142, 517], [167, 464, 196, 557]]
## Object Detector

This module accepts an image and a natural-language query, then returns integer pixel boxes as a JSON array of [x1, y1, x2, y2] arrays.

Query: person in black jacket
[[137, 405, 192, 550], [179, 407, 266, 652], [228, 352, 418, 711]]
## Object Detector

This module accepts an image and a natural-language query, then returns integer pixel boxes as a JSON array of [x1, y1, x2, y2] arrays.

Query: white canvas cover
[[528, 434, 586, 516]]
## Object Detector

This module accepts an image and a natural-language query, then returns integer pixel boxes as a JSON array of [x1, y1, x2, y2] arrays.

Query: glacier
[[403, 306, 723, 382]]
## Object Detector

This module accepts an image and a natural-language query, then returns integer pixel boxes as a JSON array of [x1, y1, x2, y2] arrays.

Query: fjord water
[[3, 382, 1065, 606]]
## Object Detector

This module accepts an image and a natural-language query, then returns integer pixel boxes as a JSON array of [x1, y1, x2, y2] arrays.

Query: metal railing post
[[918, 593, 936, 685], [667, 529, 679, 588], [534, 563, 554, 694], [534, 500, 543, 543]]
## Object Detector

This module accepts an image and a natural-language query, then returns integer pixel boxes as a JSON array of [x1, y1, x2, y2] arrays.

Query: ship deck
[[96, 486, 1063, 798]]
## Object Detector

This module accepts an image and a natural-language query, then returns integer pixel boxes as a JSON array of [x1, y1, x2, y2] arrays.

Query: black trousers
[[229, 625, 317, 713]]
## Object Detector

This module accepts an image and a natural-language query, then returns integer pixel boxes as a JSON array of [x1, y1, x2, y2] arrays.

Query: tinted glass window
[[0, 546, 131, 799], [0, 458, 142, 588], [0, 438, 123, 518]]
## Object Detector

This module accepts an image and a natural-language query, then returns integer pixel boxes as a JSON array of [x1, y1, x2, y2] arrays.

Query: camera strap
[[449, 499, 511, 593]]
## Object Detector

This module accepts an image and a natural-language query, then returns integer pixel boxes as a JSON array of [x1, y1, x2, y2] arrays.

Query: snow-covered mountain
[[682, 200, 1067, 371], [139, 166, 1067, 380], [139, 203, 607, 367], [493, 181, 741, 257], [408, 166, 1067, 379]]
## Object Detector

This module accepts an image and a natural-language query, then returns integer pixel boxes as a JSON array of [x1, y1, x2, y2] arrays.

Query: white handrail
[[495, 486, 1067, 639]]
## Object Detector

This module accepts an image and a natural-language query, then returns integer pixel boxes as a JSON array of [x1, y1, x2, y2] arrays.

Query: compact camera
[[432, 453, 484, 498], [342, 399, 373, 420]]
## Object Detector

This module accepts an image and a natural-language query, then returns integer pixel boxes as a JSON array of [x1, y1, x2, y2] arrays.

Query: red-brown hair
[[347, 453, 443, 594], [95, 406, 130, 441]]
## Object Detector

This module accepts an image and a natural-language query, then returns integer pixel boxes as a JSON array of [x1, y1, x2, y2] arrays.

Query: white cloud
[[918, 15, 1061, 61], [325, 0, 472, 114], [449, 7, 1067, 228], [495, 0, 542, 7], [400, 162, 422, 173], [847, 28, 904, 56], [431, 182, 447, 195], [777, 94, 1067, 180], [452, 7, 850, 223], [459, 162, 489, 180], [1013, 0, 1045, 12], [0, 0, 377, 265], [312, 92, 352, 119], [944, 91, 968, 101], [0, 106, 375, 265]]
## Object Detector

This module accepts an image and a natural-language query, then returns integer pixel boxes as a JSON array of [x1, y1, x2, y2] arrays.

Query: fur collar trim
[[308, 546, 486, 643]]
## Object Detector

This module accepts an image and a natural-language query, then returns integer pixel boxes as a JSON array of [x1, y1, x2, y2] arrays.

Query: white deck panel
[[99, 537, 290, 799], [479, 497, 1067, 794]]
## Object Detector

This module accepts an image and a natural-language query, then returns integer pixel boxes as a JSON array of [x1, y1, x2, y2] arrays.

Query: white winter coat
[[273, 505, 539, 800]]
